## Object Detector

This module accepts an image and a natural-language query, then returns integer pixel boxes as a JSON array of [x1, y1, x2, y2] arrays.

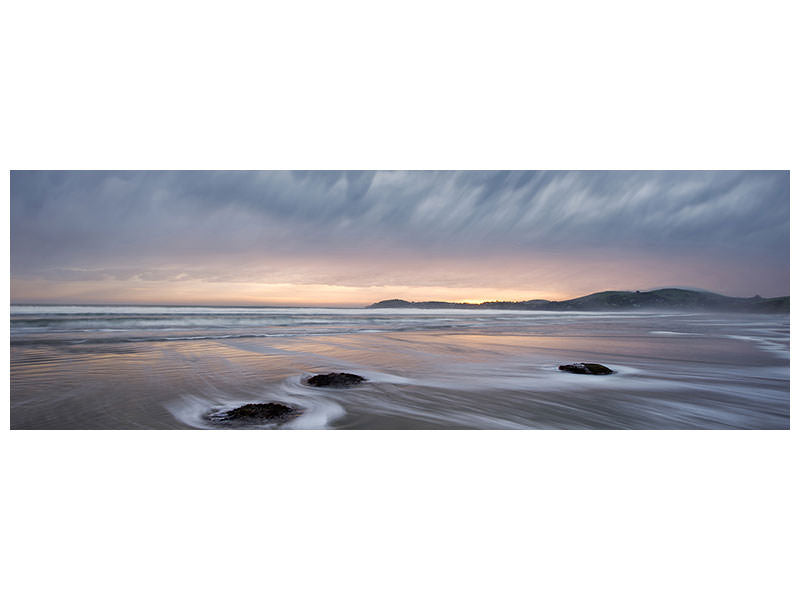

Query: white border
[[2, 2, 797, 600]]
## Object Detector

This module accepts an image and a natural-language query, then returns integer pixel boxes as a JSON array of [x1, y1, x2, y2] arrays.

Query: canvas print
[[9, 171, 789, 429]]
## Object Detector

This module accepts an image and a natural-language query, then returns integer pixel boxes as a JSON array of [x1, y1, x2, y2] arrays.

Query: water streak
[[10, 305, 790, 429]]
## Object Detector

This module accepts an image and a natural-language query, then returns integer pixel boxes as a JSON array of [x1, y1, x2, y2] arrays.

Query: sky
[[10, 170, 790, 306]]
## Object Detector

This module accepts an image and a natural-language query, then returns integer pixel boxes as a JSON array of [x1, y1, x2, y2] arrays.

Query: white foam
[[725, 335, 789, 359], [650, 330, 703, 336], [165, 375, 347, 430]]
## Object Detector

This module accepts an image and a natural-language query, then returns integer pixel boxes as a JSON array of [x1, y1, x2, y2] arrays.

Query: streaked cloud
[[10, 171, 789, 305]]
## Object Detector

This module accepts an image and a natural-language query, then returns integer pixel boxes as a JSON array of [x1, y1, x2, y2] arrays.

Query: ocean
[[9, 305, 790, 429]]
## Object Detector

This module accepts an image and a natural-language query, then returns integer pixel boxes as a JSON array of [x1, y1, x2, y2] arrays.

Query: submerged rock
[[558, 362, 614, 375], [215, 402, 301, 422], [305, 372, 366, 387]]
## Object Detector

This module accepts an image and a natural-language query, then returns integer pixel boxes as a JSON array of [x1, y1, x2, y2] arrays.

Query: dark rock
[[216, 402, 301, 422], [305, 372, 366, 387], [558, 362, 614, 375]]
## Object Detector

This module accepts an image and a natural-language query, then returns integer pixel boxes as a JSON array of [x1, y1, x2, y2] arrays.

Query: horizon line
[[10, 286, 787, 309]]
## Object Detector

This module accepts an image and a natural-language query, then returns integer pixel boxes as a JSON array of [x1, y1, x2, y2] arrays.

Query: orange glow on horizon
[[11, 278, 579, 307], [10, 251, 741, 306]]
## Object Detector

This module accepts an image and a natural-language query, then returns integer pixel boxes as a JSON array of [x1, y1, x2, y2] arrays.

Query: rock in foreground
[[216, 402, 301, 422], [558, 362, 614, 375], [306, 372, 366, 387]]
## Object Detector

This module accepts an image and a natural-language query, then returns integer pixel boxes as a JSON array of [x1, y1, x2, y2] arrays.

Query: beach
[[10, 306, 790, 429]]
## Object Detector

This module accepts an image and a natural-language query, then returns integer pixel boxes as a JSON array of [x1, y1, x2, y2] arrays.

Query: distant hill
[[367, 289, 789, 313]]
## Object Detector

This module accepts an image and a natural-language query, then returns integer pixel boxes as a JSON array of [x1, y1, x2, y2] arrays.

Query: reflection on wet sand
[[11, 309, 790, 429]]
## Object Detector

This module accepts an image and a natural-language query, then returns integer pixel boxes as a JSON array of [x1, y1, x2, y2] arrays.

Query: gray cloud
[[10, 170, 790, 297]]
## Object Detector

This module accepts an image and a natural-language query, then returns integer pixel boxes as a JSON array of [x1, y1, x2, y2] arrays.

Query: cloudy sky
[[10, 171, 789, 306]]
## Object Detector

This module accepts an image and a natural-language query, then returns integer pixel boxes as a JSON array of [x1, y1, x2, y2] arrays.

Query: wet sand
[[10, 309, 790, 429]]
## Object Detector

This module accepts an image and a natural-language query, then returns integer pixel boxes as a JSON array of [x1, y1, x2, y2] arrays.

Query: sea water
[[10, 305, 790, 429]]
